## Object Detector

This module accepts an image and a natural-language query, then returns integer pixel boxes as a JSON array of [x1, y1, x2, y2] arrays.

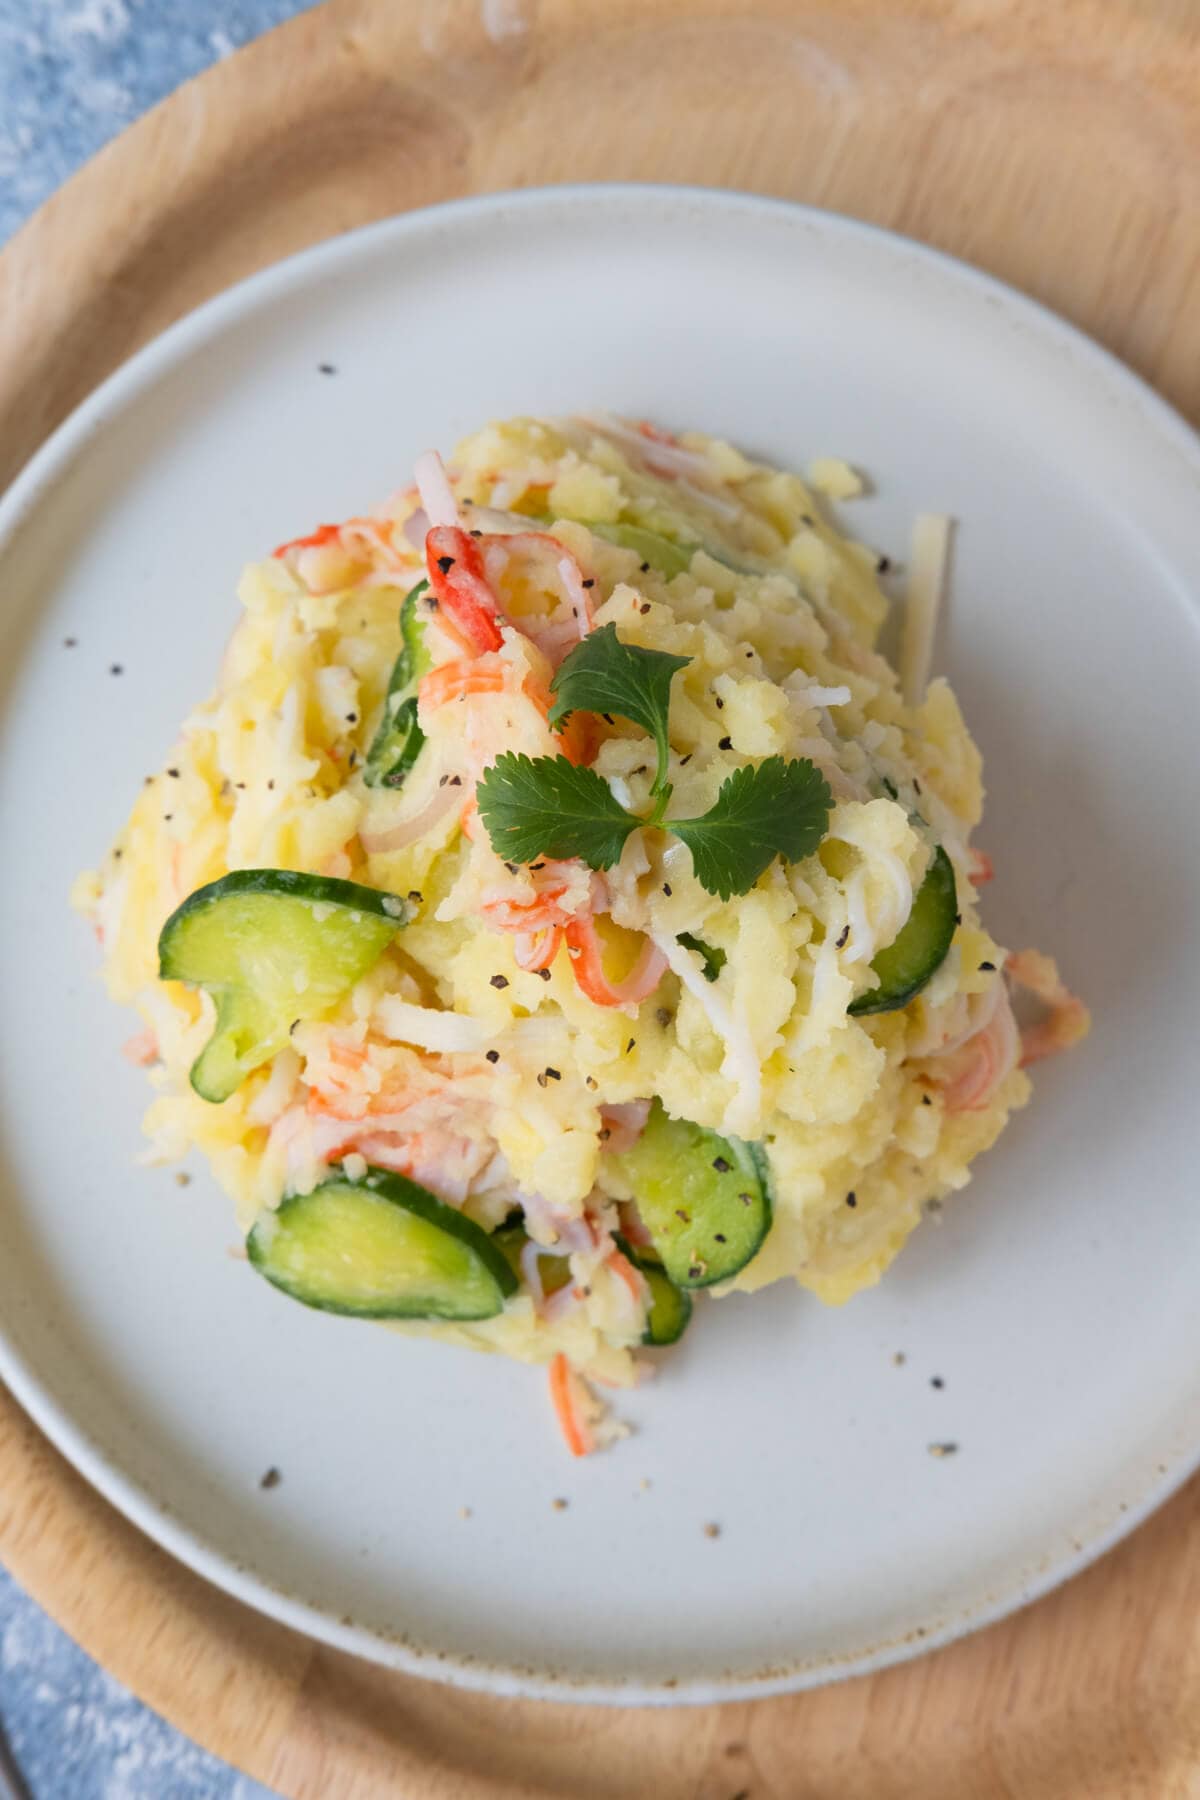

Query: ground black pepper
[[979, 960, 995, 972], [712, 1156, 731, 1173], [845, 1192, 857, 1208], [486, 1049, 500, 1064], [718, 736, 732, 750], [436, 555, 455, 573], [835, 924, 850, 949], [318, 363, 336, 375], [490, 974, 509, 989]]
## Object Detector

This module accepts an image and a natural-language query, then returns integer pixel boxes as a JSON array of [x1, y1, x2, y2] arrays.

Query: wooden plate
[[3, 0, 1200, 1791]]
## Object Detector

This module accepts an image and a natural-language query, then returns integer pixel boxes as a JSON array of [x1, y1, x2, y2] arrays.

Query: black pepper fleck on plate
[[877, 555, 891, 573], [931, 1376, 945, 1389], [318, 362, 337, 375], [63, 636, 77, 648], [259, 1467, 282, 1490], [109, 663, 124, 676], [485, 1049, 500, 1064]]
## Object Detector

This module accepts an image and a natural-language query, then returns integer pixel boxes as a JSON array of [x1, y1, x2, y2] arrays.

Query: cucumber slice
[[159, 869, 405, 1102], [585, 522, 698, 579], [848, 844, 958, 1017], [609, 1101, 771, 1288], [614, 1235, 693, 1345], [493, 1226, 573, 1299], [364, 580, 434, 789], [248, 1168, 518, 1319], [676, 932, 726, 983]]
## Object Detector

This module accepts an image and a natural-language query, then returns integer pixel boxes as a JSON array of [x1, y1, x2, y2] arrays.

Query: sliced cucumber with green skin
[[848, 844, 958, 1017], [609, 1101, 771, 1289], [676, 932, 726, 983], [159, 870, 405, 1102], [364, 581, 434, 789], [585, 522, 698, 579], [614, 1235, 693, 1345], [247, 1167, 518, 1319], [493, 1226, 573, 1299]]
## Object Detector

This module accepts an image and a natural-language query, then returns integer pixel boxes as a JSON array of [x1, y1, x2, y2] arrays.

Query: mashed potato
[[74, 414, 1086, 1445]]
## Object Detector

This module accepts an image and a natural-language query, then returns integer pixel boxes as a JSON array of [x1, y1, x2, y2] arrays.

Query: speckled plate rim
[[1, 184, 1200, 1706]]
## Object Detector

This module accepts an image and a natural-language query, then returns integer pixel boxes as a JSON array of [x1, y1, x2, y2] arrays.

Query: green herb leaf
[[676, 933, 726, 982], [548, 623, 690, 796], [670, 757, 833, 901], [475, 753, 639, 870]]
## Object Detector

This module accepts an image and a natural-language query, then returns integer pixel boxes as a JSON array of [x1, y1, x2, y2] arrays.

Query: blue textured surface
[[0, 7, 317, 1790]]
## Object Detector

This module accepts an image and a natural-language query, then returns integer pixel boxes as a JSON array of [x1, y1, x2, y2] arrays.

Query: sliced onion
[[557, 554, 594, 640], [599, 1100, 651, 1153], [574, 412, 716, 482], [413, 449, 460, 528], [359, 779, 460, 854], [402, 507, 431, 550], [513, 926, 563, 972]]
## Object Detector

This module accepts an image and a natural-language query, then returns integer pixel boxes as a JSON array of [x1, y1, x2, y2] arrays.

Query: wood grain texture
[[3, 0, 1200, 1792]]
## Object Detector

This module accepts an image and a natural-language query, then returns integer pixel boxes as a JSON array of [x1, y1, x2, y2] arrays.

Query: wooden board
[[3, 0, 1200, 1792]]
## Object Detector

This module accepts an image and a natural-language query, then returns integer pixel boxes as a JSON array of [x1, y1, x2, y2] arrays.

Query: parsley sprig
[[475, 627, 832, 900], [548, 624, 688, 821]]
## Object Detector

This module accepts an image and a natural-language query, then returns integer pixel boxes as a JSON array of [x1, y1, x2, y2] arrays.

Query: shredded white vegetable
[[372, 996, 489, 1054], [901, 513, 953, 707], [652, 933, 761, 1136], [413, 449, 460, 528]]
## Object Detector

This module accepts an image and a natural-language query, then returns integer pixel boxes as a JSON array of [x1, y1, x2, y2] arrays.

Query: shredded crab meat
[[1006, 949, 1091, 1066], [929, 982, 1021, 1113]]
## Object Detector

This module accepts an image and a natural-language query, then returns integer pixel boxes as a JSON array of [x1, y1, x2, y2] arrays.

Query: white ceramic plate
[[1, 187, 1198, 1705]]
